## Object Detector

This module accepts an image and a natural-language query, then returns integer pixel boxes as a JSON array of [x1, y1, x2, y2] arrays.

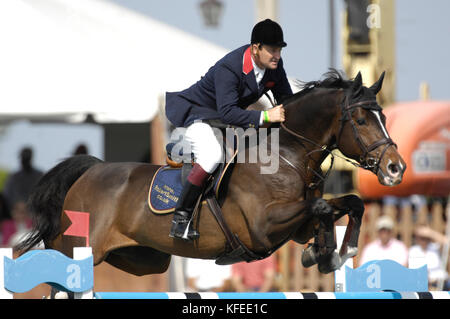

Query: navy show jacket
[[165, 44, 293, 129]]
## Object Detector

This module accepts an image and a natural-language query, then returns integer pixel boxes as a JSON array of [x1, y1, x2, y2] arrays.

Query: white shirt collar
[[251, 57, 265, 84]]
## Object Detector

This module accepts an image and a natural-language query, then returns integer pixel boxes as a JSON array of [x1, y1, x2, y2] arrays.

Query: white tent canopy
[[0, 0, 229, 123]]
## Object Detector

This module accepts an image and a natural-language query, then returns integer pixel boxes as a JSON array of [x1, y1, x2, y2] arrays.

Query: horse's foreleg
[[301, 198, 339, 273], [326, 194, 365, 265]]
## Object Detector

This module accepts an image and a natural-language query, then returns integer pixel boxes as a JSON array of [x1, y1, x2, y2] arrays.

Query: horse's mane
[[282, 69, 352, 105]]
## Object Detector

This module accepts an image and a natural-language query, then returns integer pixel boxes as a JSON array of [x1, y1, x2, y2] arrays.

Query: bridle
[[265, 92, 396, 188], [336, 96, 397, 174]]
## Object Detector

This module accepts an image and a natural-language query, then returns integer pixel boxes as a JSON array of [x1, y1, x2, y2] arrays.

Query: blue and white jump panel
[[0, 247, 93, 299], [93, 291, 450, 299]]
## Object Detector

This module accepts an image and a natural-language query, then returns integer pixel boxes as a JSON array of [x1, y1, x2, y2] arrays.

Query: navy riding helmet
[[251, 18, 287, 47]]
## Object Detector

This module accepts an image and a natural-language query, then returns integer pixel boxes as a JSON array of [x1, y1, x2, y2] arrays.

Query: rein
[[280, 121, 335, 189], [265, 93, 336, 189]]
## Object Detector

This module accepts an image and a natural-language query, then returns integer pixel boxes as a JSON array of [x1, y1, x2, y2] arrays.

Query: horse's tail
[[15, 155, 103, 253]]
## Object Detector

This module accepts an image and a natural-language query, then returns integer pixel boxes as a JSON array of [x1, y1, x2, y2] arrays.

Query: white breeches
[[184, 122, 223, 174]]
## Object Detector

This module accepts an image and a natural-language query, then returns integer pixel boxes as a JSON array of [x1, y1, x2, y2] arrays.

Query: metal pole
[[329, 0, 335, 69]]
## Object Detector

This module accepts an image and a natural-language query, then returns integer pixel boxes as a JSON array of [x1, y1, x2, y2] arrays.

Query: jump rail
[[93, 291, 450, 299]]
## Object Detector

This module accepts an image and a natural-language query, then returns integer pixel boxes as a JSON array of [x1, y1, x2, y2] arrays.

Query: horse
[[17, 70, 406, 293]]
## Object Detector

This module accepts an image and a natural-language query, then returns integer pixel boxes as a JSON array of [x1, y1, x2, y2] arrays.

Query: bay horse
[[17, 70, 405, 290]]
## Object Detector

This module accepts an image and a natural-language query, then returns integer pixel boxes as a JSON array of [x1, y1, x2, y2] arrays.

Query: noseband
[[337, 97, 397, 174]]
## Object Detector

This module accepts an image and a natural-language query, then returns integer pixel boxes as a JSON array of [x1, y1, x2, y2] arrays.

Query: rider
[[165, 19, 293, 240]]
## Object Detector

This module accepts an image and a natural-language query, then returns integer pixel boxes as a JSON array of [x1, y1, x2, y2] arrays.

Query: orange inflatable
[[357, 100, 450, 198]]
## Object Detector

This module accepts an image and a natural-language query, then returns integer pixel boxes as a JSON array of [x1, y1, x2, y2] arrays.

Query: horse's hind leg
[[301, 198, 338, 273]]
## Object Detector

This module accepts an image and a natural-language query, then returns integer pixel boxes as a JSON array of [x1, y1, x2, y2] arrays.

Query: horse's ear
[[370, 71, 386, 95], [352, 71, 363, 97]]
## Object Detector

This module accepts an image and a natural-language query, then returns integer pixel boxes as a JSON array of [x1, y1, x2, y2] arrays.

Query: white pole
[[334, 226, 353, 292], [172, 256, 186, 292], [73, 247, 93, 299], [255, 0, 279, 22], [0, 248, 13, 299]]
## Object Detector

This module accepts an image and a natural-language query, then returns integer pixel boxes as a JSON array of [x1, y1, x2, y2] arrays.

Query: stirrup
[[169, 215, 199, 241], [182, 220, 200, 241]]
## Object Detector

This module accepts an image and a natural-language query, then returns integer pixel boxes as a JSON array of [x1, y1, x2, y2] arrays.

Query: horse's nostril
[[388, 163, 399, 175]]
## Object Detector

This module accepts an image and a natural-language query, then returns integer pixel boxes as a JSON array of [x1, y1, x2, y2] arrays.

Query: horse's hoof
[[318, 263, 333, 274], [347, 246, 358, 258], [301, 245, 317, 268], [318, 251, 341, 274]]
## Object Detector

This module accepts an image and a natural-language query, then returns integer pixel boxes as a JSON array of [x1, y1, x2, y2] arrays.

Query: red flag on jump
[[63, 210, 90, 247]]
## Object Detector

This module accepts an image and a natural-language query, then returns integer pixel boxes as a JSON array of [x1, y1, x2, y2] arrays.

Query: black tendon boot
[[169, 180, 203, 240]]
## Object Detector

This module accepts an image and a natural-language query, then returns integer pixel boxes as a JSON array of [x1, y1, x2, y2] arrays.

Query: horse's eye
[[356, 118, 367, 125]]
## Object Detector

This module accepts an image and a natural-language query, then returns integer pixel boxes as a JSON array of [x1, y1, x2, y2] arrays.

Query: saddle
[[147, 123, 269, 265]]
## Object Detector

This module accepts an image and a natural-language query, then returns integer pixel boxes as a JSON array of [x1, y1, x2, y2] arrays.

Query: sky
[[107, 0, 450, 102]]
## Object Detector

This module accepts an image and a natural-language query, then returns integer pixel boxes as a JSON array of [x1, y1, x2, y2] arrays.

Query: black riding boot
[[169, 180, 202, 240]]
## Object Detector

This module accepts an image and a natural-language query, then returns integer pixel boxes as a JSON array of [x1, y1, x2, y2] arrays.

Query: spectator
[[0, 192, 11, 221], [409, 225, 450, 290], [3, 147, 43, 213], [231, 254, 277, 292], [0, 192, 11, 246], [185, 258, 231, 292], [359, 215, 409, 266], [0, 201, 32, 247]]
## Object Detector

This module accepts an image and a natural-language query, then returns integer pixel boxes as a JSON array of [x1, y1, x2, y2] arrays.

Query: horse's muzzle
[[377, 159, 406, 186]]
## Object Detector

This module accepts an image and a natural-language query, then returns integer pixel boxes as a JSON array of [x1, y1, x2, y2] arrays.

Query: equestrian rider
[[165, 19, 293, 240]]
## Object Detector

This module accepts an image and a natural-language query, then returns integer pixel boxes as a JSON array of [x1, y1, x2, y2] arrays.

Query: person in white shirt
[[409, 225, 449, 289], [359, 215, 409, 267]]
